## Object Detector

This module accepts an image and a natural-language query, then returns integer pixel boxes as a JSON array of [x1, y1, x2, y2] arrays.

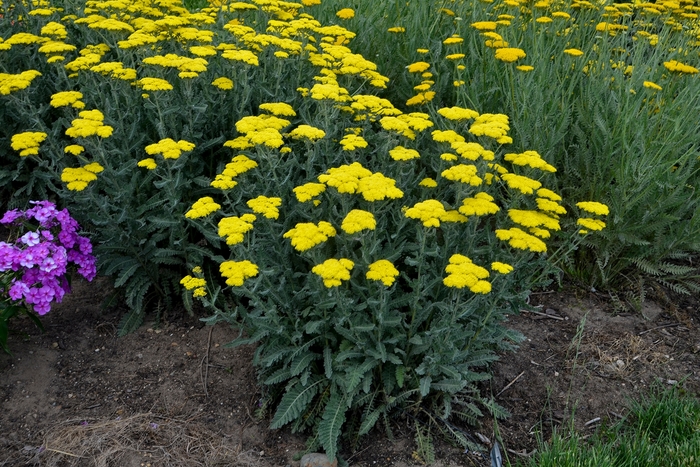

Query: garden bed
[[1, 278, 697, 466]]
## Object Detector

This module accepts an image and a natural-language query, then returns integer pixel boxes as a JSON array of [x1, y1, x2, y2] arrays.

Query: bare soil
[[1, 278, 698, 467]]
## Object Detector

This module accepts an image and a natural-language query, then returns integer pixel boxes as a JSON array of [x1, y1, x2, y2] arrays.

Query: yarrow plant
[[0, 201, 95, 353]]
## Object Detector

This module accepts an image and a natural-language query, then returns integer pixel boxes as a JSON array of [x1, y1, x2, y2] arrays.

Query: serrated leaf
[[270, 378, 323, 429], [290, 352, 317, 376], [419, 376, 432, 397], [318, 391, 347, 462], [396, 365, 405, 389]]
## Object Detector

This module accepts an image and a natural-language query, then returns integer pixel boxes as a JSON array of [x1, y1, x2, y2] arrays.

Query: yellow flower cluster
[[136, 77, 173, 91], [442, 164, 483, 186], [491, 262, 514, 274], [379, 113, 433, 140], [220, 260, 258, 287], [0, 70, 42, 95], [443, 254, 491, 293], [64, 145, 85, 156], [247, 196, 282, 220], [145, 138, 196, 160], [339, 133, 368, 151], [60, 163, 104, 191], [143, 54, 209, 79], [504, 151, 556, 172], [469, 114, 512, 144], [294, 182, 327, 202], [405, 199, 449, 228], [663, 60, 699, 74], [89, 62, 137, 81], [508, 209, 561, 231], [494, 47, 527, 63], [137, 158, 157, 170], [226, 115, 290, 149], [185, 197, 221, 219], [341, 209, 376, 234], [212, 77, 234, 90], [495, 228, 547, 252], [459, 193, 501, 217], [284, 221, 336, 251], [501, 173, 542, 195], [289, 124, 326, 141], [10, 132, 48, 157], [259, 102, 296, 117], [389, 146, 420, 161], [438, 106, 479, 121], [50, 91, 85, 109], [318, 162, 400, 201], [219, 214, 256, 245], [366, 259, 400, 286], [65, 110, 113, 138], [211, 155, 258, 190], [336, 8, 355, 20], [312, 258, 354, 287], [575, 201, 609, 234], [180, 274, 207, 298]]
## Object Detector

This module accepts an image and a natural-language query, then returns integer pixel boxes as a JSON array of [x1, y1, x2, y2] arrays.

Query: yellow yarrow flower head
[[471, 21, 498, 31], [341, 209, 376, 234], [389, 146, 420, 161], [442, 164, 483, 186], [145, 138, 195, 159], [508, 209, 561, 231], [576, 201, 609, 216], [247, 196, 282, 220], [339, 133, 368, 151], [495, 227, 547, 252], [388, 27, 406, 33], [11, 132, 48, 157], [501, 173, 542, 194], [494, 47, 527, 63], [290, 124, 326, 141], [537, 188, 562, 201], [312, 258, 354, 288], [50, 91, 84, 108], [283, 221, 337, 251], [643, 81, 662, 91], [419, 178, 438, 188], [357, 173, 404, 201], [336, 8, 355, 19], [491, 262, 514, 274], [293, 182, 326, 202], [443, 254, 491, 293], [137, 158, 158, 170], [318, 162, 372, 194], [663, 60, 699, 74], [60, 164, 103, 191], [211, 77, 234, 90], [405, 199, 447, 228], [577, 218, 606, 231], [259, 102, 296, 117], [459, 192, 500, 217], [438, 106, 479, 121], [218, 214, 256, 245], [563, 48, 584, 57], [407, 61, 431, 73], [180, 274, 207, 298], [516, 65, 534, 72], [64, 144, 85, 156], [504, 150, 556, 172], [220, 260, 258, 287], [185, 196, 221, 219], [366, 259, 400, 286], [443, 35, 463, 45]]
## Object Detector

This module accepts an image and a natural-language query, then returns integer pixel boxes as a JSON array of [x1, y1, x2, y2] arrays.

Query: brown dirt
[[1, 279, 698, 467]]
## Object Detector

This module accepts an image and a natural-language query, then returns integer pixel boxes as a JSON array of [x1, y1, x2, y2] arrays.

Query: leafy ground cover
[[0, 279, 698, 466]]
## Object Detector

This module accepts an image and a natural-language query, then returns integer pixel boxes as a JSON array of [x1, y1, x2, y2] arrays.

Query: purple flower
[[27, 201, 58, 226], [0, 242, 17, 271], [9, 281, 29, 301], [20, 231, 41, 247], [0, 210, 22, 224]]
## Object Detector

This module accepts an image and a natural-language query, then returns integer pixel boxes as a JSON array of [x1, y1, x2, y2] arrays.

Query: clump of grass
[[523, 385, 700, 467]]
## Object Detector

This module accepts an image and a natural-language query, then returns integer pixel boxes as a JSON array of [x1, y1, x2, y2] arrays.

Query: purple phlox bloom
[[40, 230, 54, 241], [20, 231, 41, 247], [0, 210, 22, 225], [27, 201, 58, 226], [0, 242, 18, 271], [9, 280, 29, 301]]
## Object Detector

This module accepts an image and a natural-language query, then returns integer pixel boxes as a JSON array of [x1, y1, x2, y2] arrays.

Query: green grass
[[520, 386, 700, 467]]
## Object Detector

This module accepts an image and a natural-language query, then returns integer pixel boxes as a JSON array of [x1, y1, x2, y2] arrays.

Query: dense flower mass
[[11, 132, 48, 157], [312, 258, 354, 287], [443, 254, 491, 293], [366, 259, 400, 286], [341, 209, 376, 234], [219, 260, 258, 287], [0, 202, 95, 315], [283, 221, 337, 251]]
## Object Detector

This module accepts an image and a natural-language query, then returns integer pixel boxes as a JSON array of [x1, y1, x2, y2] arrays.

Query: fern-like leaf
[[317, 390, 347, 462], [270, 378, 323, 429]]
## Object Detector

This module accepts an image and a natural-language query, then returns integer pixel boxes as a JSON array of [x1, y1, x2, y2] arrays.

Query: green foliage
[[523, 386, 700, 467]]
